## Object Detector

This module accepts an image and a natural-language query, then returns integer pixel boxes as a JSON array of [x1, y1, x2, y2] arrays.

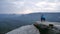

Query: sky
[[0, 0, 60, 14]]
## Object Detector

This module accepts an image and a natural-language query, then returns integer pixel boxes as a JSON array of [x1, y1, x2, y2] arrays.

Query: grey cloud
[[0, 0, 60, 14], [47, 0, 55, 2], [0, 0, 34, 14], [0, 1, 21, 14]]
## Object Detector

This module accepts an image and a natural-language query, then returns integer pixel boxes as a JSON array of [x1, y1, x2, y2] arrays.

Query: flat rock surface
[[6, 25, 40, 34]]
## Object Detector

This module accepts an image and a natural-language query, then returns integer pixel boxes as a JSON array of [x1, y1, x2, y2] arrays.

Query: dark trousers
[[41, 18, 45, 21]]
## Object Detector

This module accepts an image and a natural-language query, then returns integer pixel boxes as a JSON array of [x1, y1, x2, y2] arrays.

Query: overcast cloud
[[0, 0, 60, 14]]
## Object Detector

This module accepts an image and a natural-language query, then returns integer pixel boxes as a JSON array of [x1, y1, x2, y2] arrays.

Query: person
[[41, 14, 45, 22]]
